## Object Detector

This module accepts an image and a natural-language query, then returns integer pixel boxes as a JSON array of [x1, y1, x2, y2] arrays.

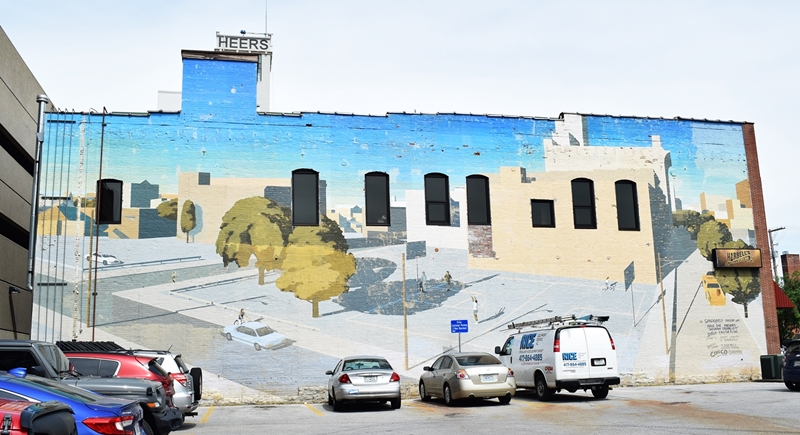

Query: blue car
[[0, 370, 145, 435]]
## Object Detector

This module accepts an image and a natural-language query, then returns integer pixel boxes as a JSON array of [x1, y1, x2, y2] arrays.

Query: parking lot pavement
[[176, 382, 800, 435]]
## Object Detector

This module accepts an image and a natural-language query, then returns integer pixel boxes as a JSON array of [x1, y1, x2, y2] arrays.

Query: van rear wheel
[[591, 386, 609, 399], [535, 374, 554, 401]]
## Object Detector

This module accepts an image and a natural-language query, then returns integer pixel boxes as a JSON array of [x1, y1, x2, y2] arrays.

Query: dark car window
[[342, 359, 392, 371], [501, 337, 515, 355], [148, 360, 169, 378], [431, 357, 444, 370], [36, 345, 70, 373], [0, 350, 40, 372], [456, 354, 502, 366], [237, 326, 257, 337], [99, 360, 119, 377], [333, 360, 343, 374], [440, 357, 453, 370], [69, 358, 101, 376]]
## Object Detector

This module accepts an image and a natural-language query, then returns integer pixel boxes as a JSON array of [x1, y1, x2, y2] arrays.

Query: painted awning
[[775, 281, 795, 309]]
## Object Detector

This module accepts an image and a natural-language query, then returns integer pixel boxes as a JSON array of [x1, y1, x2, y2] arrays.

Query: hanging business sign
[[215, 32, 271, 54], [712, 248, 762, 268]]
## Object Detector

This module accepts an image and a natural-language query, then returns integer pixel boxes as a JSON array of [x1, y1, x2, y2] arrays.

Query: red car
[[0, 399, 77, 434], [64, 352, 176, 405]]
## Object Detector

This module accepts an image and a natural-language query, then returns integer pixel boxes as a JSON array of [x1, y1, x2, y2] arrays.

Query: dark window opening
[[571, 178, 596, 229], [615, 180, 640, 231], [531, 199, 555, 228], [292, 169, 319, 226], [466, 175, 491, 225], [425, 173, 450, 226], [365, 172, 390, 226]]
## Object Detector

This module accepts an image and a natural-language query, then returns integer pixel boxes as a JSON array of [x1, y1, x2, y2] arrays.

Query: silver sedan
[[326, 355, 401, 411], [419, 352, 516, 406]]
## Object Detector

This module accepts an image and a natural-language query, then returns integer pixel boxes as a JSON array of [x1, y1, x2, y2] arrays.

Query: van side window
[[501, 336, 515, 355]]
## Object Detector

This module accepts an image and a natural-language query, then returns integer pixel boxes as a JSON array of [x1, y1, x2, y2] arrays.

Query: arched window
[[365, 172, 390, 226], [615, 180, 640, 231], [424, 173, 450, 226], [466, 175, 491, 225], [292, 169, 319, 226], [571, 178, 596, 229]]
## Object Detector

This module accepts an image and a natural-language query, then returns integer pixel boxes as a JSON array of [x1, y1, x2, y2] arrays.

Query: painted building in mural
[[32, 48, 777, 399]]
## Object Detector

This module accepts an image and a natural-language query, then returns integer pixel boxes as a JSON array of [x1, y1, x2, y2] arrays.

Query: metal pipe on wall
[[27, 94, 50, 292]]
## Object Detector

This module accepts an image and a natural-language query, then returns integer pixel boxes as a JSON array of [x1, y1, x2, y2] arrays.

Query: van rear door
[[556, 327, 591, 381], [584, 326, 618, 379]]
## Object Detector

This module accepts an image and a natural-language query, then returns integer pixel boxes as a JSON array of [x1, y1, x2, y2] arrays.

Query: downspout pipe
[[27, 94, 49, 291]]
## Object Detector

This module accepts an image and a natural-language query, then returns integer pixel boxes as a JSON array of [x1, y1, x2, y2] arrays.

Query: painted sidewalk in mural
[[32, 233, 765, 395]]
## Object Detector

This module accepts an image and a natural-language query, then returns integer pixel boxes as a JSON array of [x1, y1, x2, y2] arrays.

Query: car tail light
[[83, 415, 135, 435], [162, 378, 175, 396], [609, 336, 616, 350], [553, 339, 560, 353], [507, 368, 514, 377], [455, 369, 470, 380], [171, 372, 189, 388], [338, 374, 351, 384], [389, 372, 400, 382]]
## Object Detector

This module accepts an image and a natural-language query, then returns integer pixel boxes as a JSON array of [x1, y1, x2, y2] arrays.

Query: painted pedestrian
[[472, 295, 479, 322], [444, 271, 452, 291]]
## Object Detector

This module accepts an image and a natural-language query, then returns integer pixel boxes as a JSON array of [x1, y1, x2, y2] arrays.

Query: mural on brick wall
[[30, 54, 766, 399]]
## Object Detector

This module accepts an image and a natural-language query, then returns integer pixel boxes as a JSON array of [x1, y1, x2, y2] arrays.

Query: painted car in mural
[[30, 48, 772, 400], [222, 322, 287, 351]]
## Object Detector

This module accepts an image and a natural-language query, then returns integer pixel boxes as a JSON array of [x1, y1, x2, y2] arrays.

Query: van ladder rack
[[506, 314, 609, 330]]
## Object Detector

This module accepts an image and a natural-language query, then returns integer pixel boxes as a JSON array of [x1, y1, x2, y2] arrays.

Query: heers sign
[[215, 32, 271, 54]]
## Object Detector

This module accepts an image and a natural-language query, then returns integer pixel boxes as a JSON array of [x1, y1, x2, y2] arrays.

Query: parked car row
[[0, 340, 203, 435], [325, 314, 622, 411]]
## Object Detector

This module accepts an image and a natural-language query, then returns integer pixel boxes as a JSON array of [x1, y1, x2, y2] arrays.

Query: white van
[[494, 315, 620, 400]]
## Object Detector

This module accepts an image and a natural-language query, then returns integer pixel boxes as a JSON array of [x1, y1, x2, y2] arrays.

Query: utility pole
[[768, 227, 785, 280]]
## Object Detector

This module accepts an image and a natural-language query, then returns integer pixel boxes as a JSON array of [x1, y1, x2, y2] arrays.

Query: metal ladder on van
[[506, 314, 609, 331]]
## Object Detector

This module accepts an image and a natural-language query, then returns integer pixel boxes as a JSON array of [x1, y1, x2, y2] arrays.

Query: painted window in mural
[[615, 180, 640, 231], [466, 175, 491, 225], [571, 178, 596, 229], [531, 199, 555, 228], [292, 169, 319, 226], [424, 173, 450, 226], [365, 172, 390, 226]]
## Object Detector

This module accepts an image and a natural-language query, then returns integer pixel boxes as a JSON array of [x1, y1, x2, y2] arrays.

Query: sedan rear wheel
[[254, 343, 261, 351], [225, 333, 232, 341], [390, 397, 401, 409], [498, 394, 512, 405], [443, 384, 454, 406], [327, 389, 333, 406], [419, 381, 431, 401], [785, 381, 800, 391]]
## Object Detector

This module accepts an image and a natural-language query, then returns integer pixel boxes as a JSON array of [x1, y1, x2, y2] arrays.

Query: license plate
[[364, 375, 378, 383], [794, 360, 800, 368], [480, 374, 497, 382], [134, 423, 142, 435]]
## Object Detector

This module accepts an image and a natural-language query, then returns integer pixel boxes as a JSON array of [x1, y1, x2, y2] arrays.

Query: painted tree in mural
[[157, 199, 178, 220], [276, 215, 356, 318], [215, 197, 292, 284], [696, 219, 760, 317], [674, 210, 715, 240], [181, 200, 197, 243]]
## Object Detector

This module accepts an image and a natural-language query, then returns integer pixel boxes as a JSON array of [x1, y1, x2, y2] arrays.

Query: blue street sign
[[451, 319, 469, 333]]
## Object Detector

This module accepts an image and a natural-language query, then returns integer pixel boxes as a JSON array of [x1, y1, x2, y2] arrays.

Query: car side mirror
[[494, 346, 502, 354], [422, 366, 432, 371], [29, 365, 46, 377], [325, 370, 333, 375]]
